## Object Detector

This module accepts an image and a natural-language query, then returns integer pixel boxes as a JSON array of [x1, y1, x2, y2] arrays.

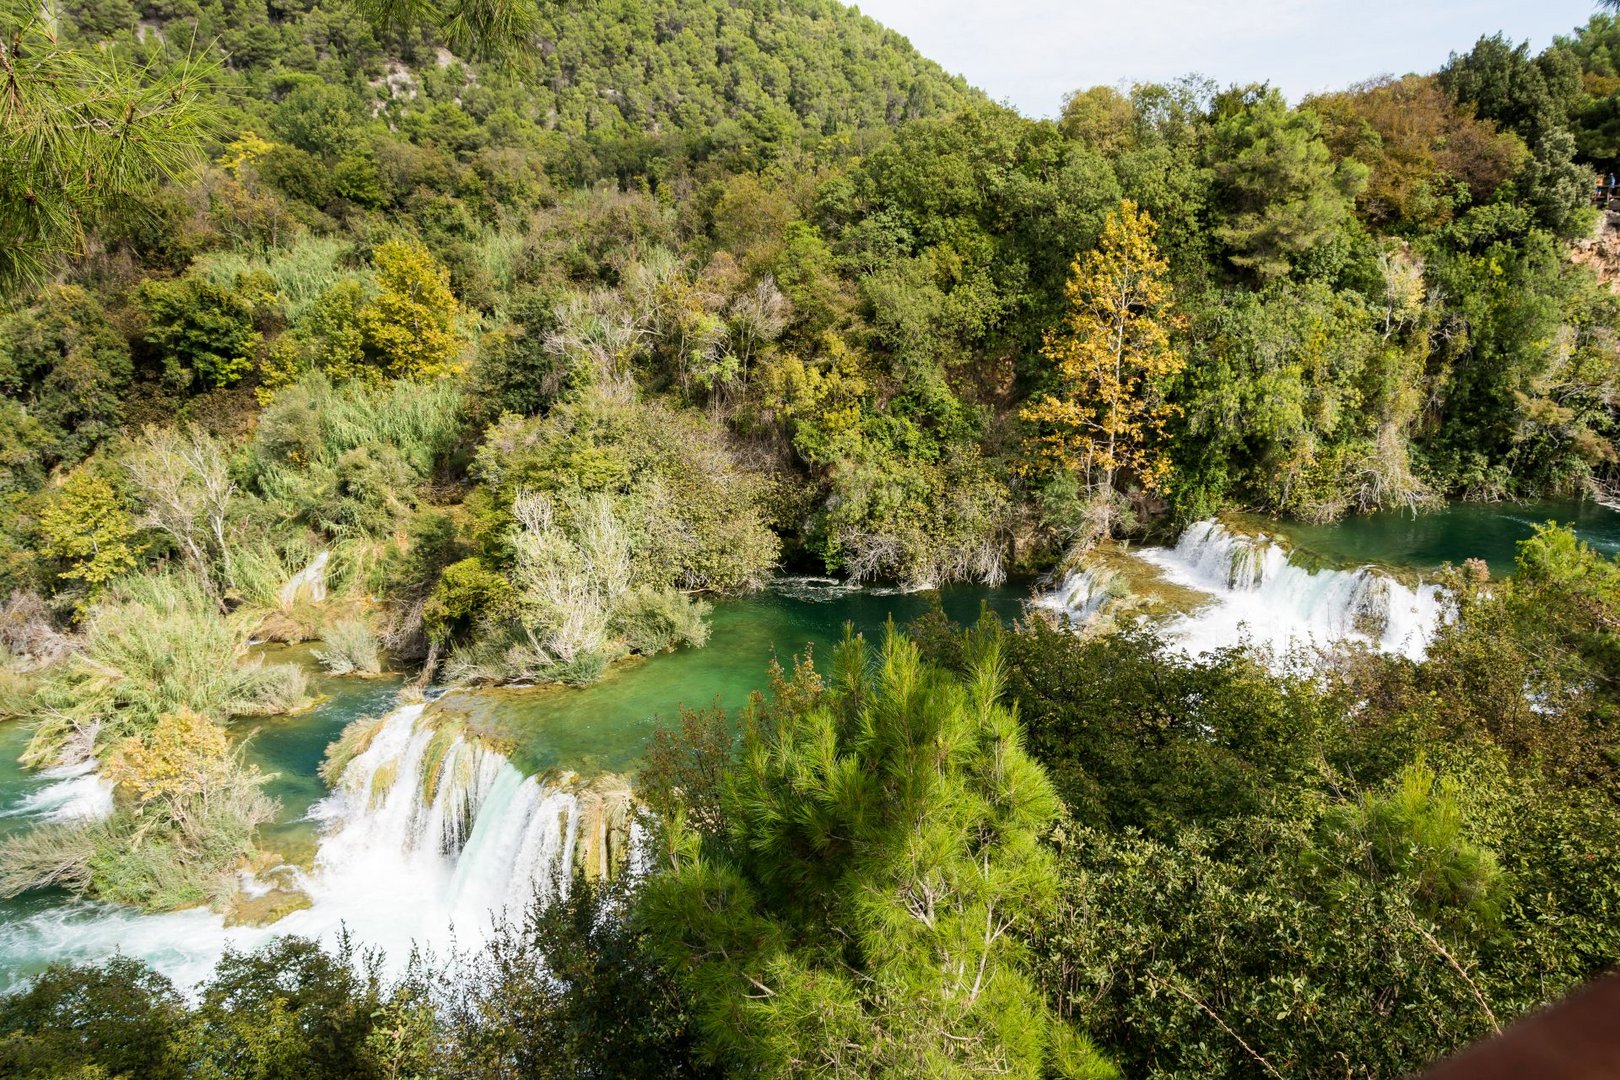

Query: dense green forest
[[3, 0, 1620, 1073]]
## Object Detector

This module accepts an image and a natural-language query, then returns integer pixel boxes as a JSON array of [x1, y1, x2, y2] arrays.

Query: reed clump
[[314, 617, 384, 676]]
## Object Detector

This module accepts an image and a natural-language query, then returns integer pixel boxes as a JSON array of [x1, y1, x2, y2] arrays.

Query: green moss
[[368, 761, 398, 808], [418, 719, 466, 806], [1060, 542, 1214, 630], [318, 713, 387, 787]]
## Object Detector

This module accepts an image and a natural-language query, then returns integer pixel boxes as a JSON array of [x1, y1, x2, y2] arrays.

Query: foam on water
[[1042, 520, 1444, 660], [0, 701, 603, 990], [0, 761, 114, 824]]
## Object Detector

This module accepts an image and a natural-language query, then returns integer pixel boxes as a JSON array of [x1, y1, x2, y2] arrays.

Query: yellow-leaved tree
[[361, 239, 465, 380], [1021, 200, 1185, 518]]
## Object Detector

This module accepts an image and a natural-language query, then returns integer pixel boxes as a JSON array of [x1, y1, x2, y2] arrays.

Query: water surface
[[1270, 500, 1620, 577]]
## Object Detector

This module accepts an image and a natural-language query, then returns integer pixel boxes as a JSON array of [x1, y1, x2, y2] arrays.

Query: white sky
[[851, 0, 1602, 116]]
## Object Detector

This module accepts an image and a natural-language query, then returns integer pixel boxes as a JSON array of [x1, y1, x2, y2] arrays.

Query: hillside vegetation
[[1, 0, 1620, 1075]]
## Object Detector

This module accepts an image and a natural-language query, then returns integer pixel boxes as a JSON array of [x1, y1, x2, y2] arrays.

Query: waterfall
[[304, 703, 632, 934], [1042, 520, 1443, 660], [278, 550, 330, 607], [1030, 566, 1116, 625], [0, 700, 636, 990]]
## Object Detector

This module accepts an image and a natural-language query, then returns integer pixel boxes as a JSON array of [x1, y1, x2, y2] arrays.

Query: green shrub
[[23, 573, 310, 766], [474, 391, 779, 593], [611, 586, 712, 655], [250, 375, 465, 539], [315, 617, 384, 676], [0, 956, 186, 1080], [134, 273, 268, 392], [195, 236, 355, 326]]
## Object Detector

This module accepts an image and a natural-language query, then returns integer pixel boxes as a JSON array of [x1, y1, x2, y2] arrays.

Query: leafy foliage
[[1021, 201, 1184, 519], [640, 628, 1115, 1078]]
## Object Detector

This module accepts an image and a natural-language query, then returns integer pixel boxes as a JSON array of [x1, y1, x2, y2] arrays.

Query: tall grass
[[467, 226, 527, 296], [319, 712, 388, 786], [314, 617, 384, 676], [23, 573, 311, 766], [260, 375, 465, 477], [251, 375, 466, 539], [0, 767, 278, 910], [0, 649, 35, 720], [195, 236, 357, 325], [224, 535, 326, 642], [90, 773, 278, 910], [0, 823, 96, 897]]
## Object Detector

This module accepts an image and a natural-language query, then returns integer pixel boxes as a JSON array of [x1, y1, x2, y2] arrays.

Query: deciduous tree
[[1021, 200, 1184, 512], [360, 240, 465, 381], [38, 466, 137, 596]]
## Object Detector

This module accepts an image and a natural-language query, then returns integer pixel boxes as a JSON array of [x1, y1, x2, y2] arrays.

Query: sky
[[851, 0, 1602, 117]]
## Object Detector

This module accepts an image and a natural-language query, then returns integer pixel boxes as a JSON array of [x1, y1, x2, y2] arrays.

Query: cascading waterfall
[[1030, 567, 1116, 624], [305, 702, 630, 935], [1043, 519, 1444, 659], [0, 700, 635, 990]]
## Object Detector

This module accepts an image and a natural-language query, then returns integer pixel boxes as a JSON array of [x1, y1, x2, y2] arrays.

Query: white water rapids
[[1040, 519, 1444, 660], [0, 702, 620, 991], [0, 761, 114, 825]]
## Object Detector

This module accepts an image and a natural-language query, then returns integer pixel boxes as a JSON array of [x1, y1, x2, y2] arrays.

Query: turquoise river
[[0, 500, 1614, 988]]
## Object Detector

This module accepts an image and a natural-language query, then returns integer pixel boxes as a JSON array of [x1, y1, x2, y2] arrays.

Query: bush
[[134, 273, 268, 392], [0, 956, 186, 1080], [250, 375, 465, 539], [4, 709, 280, 910], [817, 446, 1011, 588], [23, 573, 310, 767], [474, 390, 779, 593], [314, 617, 384, 676], [611, 586, 712, 655], [236, 660, 312, 715]]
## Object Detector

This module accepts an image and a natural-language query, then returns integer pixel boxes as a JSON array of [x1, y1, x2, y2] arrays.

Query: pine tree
[[0, 6, 216, 289], [640, 625, 1116, 1078]]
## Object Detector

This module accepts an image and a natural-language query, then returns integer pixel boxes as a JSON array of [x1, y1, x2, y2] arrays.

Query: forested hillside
[[3, 0, 1620, 1074]]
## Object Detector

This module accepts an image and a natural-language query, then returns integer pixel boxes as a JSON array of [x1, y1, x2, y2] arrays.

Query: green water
[[428, 579, 1030, 777], [1263, 500, 1620, 578], [0, 502, 1616, 983], [238, 646, 405, 861], [0, 725, 41, 847]]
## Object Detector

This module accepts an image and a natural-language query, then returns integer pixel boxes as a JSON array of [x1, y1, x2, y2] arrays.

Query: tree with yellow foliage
[[1021, 201, 1184, 513], [361, 240, 466, 381], [106, 708, 276, 852], [38, 467, 138, 599]]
